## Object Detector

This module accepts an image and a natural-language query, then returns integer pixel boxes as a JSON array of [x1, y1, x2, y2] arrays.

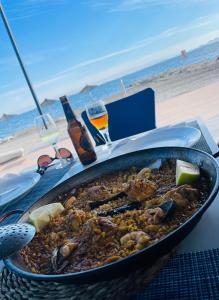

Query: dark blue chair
[[81, 88, 156, 146]]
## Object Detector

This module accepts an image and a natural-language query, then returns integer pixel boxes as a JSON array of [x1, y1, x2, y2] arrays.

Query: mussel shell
[[90, 191, 127, 209], [51, 247, 70, 273], [97, 201, 141, 217], [158, 199, 176, 222]]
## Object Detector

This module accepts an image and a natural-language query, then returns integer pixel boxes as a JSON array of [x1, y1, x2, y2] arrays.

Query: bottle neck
[[60, 96, 77, 122]]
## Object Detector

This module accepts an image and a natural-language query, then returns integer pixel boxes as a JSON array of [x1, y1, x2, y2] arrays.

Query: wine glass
[[85, 100, 112, 149], [35, 113, 67, 169]]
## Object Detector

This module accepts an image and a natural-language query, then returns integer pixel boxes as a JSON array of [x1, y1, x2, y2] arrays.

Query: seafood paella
[[21, 160, 209, 274]]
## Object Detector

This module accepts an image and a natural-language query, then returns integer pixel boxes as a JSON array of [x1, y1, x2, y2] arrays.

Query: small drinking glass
[[35, 113, 67, 169], [86, 100, 112, 147]]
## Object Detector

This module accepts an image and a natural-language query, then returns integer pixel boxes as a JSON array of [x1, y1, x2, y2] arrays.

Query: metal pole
[[0, 1, 44, 116]]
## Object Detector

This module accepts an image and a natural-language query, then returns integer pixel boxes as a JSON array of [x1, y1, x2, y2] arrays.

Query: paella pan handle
[[0, 209, 24, 223]]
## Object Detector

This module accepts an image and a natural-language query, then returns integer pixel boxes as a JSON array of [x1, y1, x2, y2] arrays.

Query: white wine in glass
[[35, 113, 67, 169], [86, 100, 112, 147]]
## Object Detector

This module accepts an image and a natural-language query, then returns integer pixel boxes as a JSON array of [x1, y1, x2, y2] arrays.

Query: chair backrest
[[81, 88, 156, 146]]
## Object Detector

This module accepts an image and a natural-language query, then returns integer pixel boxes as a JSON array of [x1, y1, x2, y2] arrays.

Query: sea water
[[1, 39, 219, 139]]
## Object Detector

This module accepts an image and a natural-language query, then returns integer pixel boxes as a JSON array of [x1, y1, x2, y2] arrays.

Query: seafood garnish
[[51, 239, 78, 273], [136, 168, 151, 179], [145, 200, 176, 224], [90, 176, 156, 209], [97, 202, 141, 217], [97, 199, 175, 219], [120, 231, 150, 250], [162, 185, 199, 209], [89, 191, 127, 209], [158, 199, 176, 220]]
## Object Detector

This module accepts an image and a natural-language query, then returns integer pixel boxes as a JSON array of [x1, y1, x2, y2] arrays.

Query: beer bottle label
[[80, 127, 94, 152]]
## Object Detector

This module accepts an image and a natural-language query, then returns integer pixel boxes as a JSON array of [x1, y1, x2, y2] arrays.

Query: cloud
[[0, 86, 28, 99], [1, 2, 219, 113], [30, 27, 219, 102], [56, 44, 150, 75], [0, 56, 16, 67], [0, 46, 69, 72], [25, 0, 65, 3], [0, 83, 13, 92], [4, 25, 219, 113], [49, 12, 219, 79], [11, 0, 66, 8], [1, 27, 218, 115], [1, 10, 217, 113], [23, 46, 69, 66], [2, 0, 68, 21], [85, 0, 216, 12]]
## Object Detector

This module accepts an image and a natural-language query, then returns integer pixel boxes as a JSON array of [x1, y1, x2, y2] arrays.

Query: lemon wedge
[[176, 160, 200, 185], [29, 203, 64, 232]]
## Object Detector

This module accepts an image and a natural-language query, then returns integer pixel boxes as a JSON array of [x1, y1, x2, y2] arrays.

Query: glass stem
[[101, 128, 112, 146], [53, 144, 65, 167]]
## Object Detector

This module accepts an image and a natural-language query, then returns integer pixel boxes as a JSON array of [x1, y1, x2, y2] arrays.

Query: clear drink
[[40, 131, 59, 145], [35, 113, 67, 169]]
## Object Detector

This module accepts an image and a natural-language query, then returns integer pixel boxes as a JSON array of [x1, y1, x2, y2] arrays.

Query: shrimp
[[162, 184, 199, 209], [145, 207, 165, 224], [120, 231, 150, 250]]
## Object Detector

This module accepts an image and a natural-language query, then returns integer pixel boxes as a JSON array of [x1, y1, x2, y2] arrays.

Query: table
[[1, 119, 219, 299]]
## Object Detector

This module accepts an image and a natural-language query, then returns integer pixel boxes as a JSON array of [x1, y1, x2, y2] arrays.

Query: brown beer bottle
[[59, 95, 97, 165]]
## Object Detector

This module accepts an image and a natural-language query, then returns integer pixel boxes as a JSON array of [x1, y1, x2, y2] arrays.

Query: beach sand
[[1, 59, 219, 176]]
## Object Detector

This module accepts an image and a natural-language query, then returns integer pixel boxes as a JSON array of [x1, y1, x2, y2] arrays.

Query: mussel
[[97, 199, 176, 221], [89, 191, 127, 209], [159, 199, 176, 219], [51, 239, 78, 273], [90, 179, 156, 210], [97, 201, 141, 217]]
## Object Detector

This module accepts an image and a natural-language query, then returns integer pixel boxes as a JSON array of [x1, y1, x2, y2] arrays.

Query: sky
[[1, 0, 219, 114]]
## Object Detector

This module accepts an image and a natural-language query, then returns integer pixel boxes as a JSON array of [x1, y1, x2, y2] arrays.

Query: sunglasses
[[37, 148, 73, 174]]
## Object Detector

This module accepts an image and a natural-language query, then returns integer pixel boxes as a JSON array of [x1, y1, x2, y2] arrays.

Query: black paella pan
[[2, 147, 219, 284]]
